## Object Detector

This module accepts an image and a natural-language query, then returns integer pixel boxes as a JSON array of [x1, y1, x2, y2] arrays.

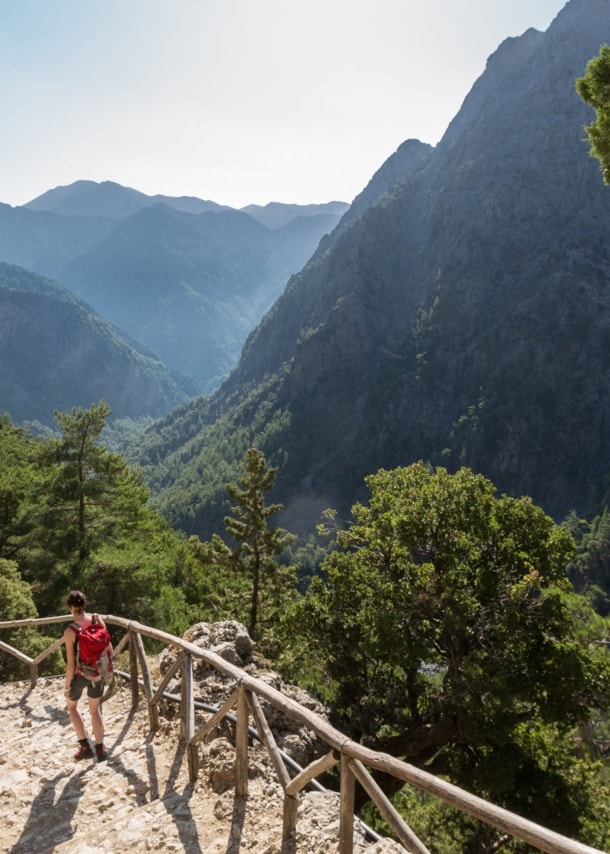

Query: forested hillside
[[129, 0, 610, 539], [0, 263, 194, 426]]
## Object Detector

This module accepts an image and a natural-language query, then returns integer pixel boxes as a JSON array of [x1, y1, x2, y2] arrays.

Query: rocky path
[[0, 676, 406, 854]]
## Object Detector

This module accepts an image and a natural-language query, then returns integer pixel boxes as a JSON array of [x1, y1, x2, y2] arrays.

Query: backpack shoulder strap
[[69, 622, 82, 635]]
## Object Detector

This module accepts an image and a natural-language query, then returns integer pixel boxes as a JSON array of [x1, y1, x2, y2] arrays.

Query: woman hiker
[[63, 590, 108, 761]]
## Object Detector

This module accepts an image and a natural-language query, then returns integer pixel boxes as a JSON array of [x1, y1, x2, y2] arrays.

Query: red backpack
[[70, 618, 113, 682]]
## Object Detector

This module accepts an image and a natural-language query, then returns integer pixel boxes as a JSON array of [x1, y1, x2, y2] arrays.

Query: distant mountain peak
[[21, 180, 349, 225], [240, 201, 349, 229], [22, 180, 228, 219]]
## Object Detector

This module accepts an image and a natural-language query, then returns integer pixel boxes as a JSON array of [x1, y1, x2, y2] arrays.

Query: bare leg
[[88, 696, 104, 745], [66, 698, 87, 740]]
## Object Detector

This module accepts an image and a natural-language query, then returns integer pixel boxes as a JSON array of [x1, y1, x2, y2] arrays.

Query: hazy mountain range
[[0, 184, 348, 398], [126, 0, 610, 538], [0, 262, 196, 426]]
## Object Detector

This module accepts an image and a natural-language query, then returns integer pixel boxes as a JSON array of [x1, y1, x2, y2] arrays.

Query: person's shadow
[[10, 767, 88, 853]]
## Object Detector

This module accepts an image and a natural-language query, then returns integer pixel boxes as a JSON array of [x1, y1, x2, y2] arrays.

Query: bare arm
[[63, 626, 76, 695]]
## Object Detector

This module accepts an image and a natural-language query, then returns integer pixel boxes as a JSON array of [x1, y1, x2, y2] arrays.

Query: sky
[[1, 0, 568, 209]]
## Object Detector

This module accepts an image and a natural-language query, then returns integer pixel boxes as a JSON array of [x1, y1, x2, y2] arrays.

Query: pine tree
[[24, 401, 149, 611], [193, 448, 296, 640]]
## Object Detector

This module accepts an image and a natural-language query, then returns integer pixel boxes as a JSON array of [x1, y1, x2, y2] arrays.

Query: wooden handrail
[[0, 614, 605, 854], [350, 758, 430, 854]]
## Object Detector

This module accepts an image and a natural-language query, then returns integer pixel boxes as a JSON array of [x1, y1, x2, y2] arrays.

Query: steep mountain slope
[[58, 204, 342, 389], [0, 185, 347, 390], [0, 203, 117, 282], [0, 263, 195, 427], [128, 0, 610, 538]]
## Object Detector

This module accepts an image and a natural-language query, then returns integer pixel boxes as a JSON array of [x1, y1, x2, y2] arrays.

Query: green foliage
[[191, 448, 296, 647], [567, 506, 610, 615], [101, 415, 156, 452], [285, 532, 333, 592], [19, 401, 153, 611], [0, 559, 63, 680], [577, 44, 610, 183], [83, 532, 193, 635], [286, 463, 610, 846], [559, 590, 610, 777], [366, 752, 610, 854], [0, 415, 42, 562], [0, 404, 202, 638], [0, 559, 36, 622]]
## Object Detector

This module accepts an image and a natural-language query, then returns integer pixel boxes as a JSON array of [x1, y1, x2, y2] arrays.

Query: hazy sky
[[1, 0, 568, 209]]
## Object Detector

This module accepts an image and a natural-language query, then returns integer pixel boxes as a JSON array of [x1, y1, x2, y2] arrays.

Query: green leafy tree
[[289, 463, 610, 845], [0, 416, 40, 562], [22, 402, 157, 613], [567, 506, 610, 615], [377, 744, 610, 854], [83, 518, 195, 634], [0, 559, 63, 680], [561, 590, 610, 781], [96, 494, 213, 638], [577, 44, 610, 182], [0, 403, 204, 636], [192, 448, 296, 641]]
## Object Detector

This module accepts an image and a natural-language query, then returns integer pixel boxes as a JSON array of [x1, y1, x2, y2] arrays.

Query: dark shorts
[[68, 673, 104, 701]]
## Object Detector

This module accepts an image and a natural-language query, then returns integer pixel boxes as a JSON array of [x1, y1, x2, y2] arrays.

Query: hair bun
[[67, 590, 87, 608]]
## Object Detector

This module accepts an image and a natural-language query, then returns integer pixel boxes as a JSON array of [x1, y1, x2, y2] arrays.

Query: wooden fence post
[[128, 630, 139, 709], [235, 686, 249, 797], [282, 795, 298, 852], [349, 758, 431, 854], [132, 631, 159, 732], [150, 651, 184, 711], [181, 653, 198, 783], [339, 756, 355, 854], [247, 691, 291, 789], [282, 750, 340, 848]]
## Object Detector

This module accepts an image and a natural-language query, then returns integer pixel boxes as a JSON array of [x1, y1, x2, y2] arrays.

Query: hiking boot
[[74, 741, 93, 760], [95, 743, 108, 762]]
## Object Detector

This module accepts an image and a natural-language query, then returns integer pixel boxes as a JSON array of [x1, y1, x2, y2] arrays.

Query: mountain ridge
[[23, 179, 234, 219], [22, 179, 349, 225], [0, 185, 349, 392], [128, 0, 610, 537]]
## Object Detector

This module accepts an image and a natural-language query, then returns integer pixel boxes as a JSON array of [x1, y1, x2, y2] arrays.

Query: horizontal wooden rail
[[0, 614, 605, 854]]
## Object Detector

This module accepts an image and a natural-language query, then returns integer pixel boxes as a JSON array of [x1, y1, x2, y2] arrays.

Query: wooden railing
[[0, 615, 606, 854]]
